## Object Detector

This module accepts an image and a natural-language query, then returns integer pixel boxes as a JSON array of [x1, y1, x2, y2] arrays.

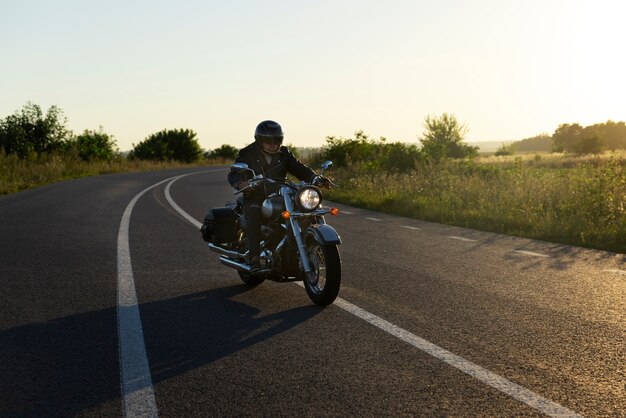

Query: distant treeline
[[508, 121, 626, 155], [0, 102, 240, 163]]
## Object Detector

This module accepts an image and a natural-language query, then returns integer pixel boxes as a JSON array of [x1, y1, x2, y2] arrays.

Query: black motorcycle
[[201, 161, 342, 306]]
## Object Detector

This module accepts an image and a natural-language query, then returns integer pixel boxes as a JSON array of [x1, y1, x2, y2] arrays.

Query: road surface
[[1, 167, 624, 417]]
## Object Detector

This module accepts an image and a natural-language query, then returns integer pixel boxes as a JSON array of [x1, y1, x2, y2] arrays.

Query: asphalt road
[[1, 167, 624, 417]]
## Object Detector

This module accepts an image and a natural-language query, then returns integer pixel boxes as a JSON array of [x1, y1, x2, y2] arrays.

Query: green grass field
[[0, 153, 227, 195], [324, 152, 626, 253], [4, 151, 625, 253]]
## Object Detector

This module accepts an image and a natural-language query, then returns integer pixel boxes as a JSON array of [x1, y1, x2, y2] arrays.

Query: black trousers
[[242, 197, 263, 260]]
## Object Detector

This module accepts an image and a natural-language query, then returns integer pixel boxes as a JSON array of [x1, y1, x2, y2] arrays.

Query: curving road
[[1, 167, 624, 417]]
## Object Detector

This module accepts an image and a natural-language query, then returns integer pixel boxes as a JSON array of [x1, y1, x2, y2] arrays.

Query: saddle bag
[[201, 207, 237, 244]]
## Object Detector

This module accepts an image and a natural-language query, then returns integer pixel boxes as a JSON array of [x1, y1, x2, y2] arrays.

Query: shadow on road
[[0, 284, 321, 417]]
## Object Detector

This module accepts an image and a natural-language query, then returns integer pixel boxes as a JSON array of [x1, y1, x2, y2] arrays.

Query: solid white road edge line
[[164, 173, 581, 418], [330, 294, 581, 418], [117, 169, 224, 418]]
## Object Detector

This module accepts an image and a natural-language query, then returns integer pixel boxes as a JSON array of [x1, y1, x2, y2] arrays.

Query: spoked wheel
[[302, 234, 341, 306]]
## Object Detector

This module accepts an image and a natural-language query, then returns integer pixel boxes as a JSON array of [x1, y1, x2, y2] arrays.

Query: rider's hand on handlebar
[[237, 180, 250, 190], [313, 175, 332, 189]]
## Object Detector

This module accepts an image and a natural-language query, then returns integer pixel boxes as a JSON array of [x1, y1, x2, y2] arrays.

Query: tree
[[552, 123, 583, 153], [512, 134, 551, 152], [572, 135, 604, 155], [205, 144, 238, 160], [130, 128, 202, 162], [419, 113, 477, 161], [66, 127, 118, 161], [0, 102, 71, 158]]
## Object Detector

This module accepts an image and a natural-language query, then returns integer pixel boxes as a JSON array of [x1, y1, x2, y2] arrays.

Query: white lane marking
[[603, 269, 626, 275], [401, 225, 422, 230], [118, 169, 224, 418], [164, 174, 203, 229], [165, 178, 580, 418], [448, 235, 478, 242], [118, 180, 168, 417], [331, 296, 581, 418], [342, 210, 354, 215], [365, 217, 382, 222], [513, 250, 550, 258]]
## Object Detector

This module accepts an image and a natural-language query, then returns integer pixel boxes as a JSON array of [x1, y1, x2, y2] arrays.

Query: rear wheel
[[302, 234, 341, 306], [235, 229, 265, 286]]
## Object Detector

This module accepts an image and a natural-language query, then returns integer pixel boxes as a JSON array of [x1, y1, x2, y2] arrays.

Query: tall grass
[[0, 153, 227, 195], [325, 152, 626, 253]]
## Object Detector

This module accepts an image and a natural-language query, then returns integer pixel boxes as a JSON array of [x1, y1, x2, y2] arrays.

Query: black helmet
[[255, 120, 283, 154]]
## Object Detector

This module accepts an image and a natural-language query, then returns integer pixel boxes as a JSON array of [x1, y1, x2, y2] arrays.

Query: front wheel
[[302, 236, 341, 306]]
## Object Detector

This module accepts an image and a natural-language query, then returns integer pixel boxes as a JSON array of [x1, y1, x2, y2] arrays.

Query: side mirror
[[230, 162, 255, 180], [230, 162, 249, 171], [320, 160, 333, 174]]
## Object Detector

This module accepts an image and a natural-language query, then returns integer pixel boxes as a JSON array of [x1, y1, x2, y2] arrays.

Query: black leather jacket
[[228, 143, 316, 198]]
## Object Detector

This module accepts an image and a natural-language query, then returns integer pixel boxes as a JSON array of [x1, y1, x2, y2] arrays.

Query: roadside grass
[[5, 149, 626, 253], [324, 152, 626, 254], [0, 153, 229, 195]]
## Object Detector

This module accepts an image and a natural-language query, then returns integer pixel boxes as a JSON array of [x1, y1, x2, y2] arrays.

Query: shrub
[[130, 128, 202, 163], [0, 102, 71, 158], [206, 144, 239, 160], [66, 127, 118, 161]]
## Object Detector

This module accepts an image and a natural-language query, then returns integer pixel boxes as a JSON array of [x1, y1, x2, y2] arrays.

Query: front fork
[[284, 194, 315, 276], [289, 217, 312, 274]]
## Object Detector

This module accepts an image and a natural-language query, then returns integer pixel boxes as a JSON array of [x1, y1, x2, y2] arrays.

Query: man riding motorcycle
[[228, 120, 329, 273]]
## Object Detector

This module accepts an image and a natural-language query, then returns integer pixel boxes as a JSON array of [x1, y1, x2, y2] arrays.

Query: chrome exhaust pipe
[[208, 243, 245, 259], [219, 256, 251, 273]]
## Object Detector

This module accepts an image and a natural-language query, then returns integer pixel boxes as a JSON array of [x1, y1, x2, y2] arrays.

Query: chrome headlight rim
[[295, 186, 322, 211]]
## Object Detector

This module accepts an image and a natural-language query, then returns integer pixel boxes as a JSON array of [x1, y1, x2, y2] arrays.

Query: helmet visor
[[259, 136, 283, 145]]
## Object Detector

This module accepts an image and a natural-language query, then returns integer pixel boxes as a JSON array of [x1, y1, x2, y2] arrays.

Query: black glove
[[313, 175, 331, 188]]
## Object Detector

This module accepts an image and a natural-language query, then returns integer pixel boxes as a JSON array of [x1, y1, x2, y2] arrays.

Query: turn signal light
[[281, 211, 290, 219], [329, 207, 339, 216]]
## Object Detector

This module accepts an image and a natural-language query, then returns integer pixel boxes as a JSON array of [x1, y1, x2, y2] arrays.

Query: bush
[[130, 128, 202, 163], [495, 143, 515, 156], [321, 131, 422, 171], [0, 102, 71, 158], [205, 144, 238, 160], [66, 127, 118, 161]]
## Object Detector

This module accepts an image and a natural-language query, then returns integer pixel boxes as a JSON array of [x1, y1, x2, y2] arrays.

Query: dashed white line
[[365, 217, 382, 222], [165, 173, 581, 418], [448, 235, 478, 242], [603, 269, 626, 275], [513, 250, 550, 258], [342, 210, 354, 215], [401, 225, 422, 230]]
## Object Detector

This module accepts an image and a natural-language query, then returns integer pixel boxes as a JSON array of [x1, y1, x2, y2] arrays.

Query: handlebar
[[234, 176, 338, 195]]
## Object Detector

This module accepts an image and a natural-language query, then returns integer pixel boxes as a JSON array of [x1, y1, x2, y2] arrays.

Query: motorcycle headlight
[[296, 186, 322, 211]]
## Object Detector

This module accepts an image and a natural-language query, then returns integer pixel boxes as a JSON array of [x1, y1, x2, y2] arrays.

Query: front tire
[[302, 235, 341, 306]]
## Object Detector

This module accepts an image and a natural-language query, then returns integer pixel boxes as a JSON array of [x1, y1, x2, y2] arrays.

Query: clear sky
[[2, 0, 625, 151]]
